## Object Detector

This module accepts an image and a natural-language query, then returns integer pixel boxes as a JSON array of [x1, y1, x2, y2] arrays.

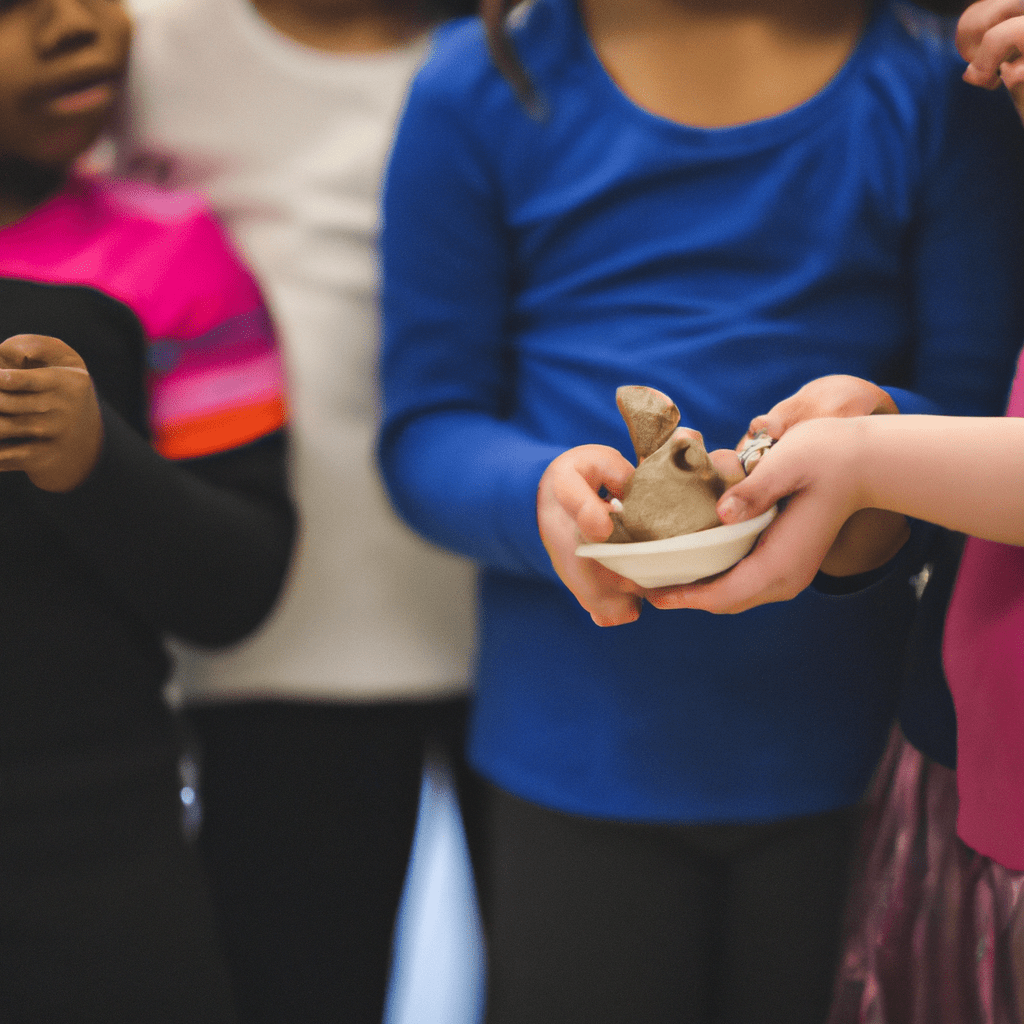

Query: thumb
[[715, 471, 784, 524], [0, 334, 87, 371]]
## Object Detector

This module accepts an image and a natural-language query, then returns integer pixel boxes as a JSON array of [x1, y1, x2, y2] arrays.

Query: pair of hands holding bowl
[[537, 375, 911, 625]]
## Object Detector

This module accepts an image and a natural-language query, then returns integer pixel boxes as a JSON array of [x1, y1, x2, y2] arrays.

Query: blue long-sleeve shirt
[[380, 0, 1024, 822]]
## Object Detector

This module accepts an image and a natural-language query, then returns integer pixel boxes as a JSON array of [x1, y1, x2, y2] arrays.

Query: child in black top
[[0, 0, 295, 1019]]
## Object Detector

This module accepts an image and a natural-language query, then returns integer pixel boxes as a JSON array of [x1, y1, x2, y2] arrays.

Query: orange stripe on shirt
[[154, 396, 287, 460]]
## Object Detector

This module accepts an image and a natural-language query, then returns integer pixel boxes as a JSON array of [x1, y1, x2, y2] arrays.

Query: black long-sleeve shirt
[[0, 276, 295, 808]]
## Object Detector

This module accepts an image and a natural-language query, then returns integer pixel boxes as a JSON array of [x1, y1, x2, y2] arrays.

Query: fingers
[[0, 389, 61, 415], [0, 334, 91, 397], [739, 376, 897, 458], [538, 445, 645, 625], [0, 439, 58, 475], [0, 413, 60, 444], [586, 570, 644, 626], [715, 436, 809, 524], [715, 472, 788, 525], [0, 366, 90, 396], [647, 552, 811, 614], [1000, 54, 1024, 114], [0, 334, 88, 371], [744, 383, 831, 441], [745, 401, 803, 444], [0, 336, 102, 492], [957, 0, 1024, 116], [574, 444, 635, 496], [958, 0, 1024, 61], [545, 504, 644, 626], [963, 16, 1024, 87], [647, 492, 836, 614], [545, 444, 635, 543], [0, 367, 96, 433]]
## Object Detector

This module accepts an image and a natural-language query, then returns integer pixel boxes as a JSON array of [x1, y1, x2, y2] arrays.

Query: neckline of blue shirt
[[535, 0, 894, 150]]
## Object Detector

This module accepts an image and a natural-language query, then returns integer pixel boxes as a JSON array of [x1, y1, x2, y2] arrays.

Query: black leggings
[[185, 697, 484, 1024], [0, 762, 235, 1023], [479, 783, 863, 1024]]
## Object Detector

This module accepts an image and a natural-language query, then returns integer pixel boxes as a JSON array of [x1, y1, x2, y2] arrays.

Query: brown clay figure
[[607, 385, 727, 543]]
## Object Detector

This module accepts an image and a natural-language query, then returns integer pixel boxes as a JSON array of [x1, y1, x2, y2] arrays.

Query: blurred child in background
[[115, 2, 483, 1022]]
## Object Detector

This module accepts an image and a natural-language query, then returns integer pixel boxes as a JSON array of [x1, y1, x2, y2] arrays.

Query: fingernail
[[718, 497, 747, 522]]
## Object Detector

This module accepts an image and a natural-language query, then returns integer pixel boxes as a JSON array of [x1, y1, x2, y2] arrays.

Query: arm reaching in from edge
[[655, 413, 1024, 614], [648, 373, 911, 614], [958, 0, 1024, 120]]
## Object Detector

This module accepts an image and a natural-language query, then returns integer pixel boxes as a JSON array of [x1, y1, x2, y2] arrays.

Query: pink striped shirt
[[0, 173, 287, 459]]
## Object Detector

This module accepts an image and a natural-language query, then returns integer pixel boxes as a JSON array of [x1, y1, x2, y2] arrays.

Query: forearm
[[380, 409, 565, 579], [33, 404, 296, 645], [852, 414, 1024, 546]]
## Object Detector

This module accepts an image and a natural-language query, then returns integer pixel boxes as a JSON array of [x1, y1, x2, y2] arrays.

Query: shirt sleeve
[[378, 77, 565, 581], [142, 209, 289, 459], [30, 206, 296, 647], [32, 409, 296, 647]]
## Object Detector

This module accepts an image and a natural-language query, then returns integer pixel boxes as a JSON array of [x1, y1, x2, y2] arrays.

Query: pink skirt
[[828, 729, 1024, 1024]]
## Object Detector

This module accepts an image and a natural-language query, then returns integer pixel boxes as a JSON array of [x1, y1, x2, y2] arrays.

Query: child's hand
[[648, 418, 869, 613], [647, 375, 909, 613], [736, 374, 908, 578], [537, 444, 645, 626], [738, 373, 898, 447], [958, 0, 1024, 119], [0, 334, 104, 492]]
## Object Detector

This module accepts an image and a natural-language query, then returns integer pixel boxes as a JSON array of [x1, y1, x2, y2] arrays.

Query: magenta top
[[944, 348, 1024, 870]]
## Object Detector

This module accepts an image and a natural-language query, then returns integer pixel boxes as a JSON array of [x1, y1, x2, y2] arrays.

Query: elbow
[[377, 420, 424, 533]]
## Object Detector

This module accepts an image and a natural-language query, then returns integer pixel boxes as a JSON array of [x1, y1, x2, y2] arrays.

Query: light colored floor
[[384, 759, 486, 1024]]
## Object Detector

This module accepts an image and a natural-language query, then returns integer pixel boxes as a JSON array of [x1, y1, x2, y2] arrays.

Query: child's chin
[[34, 119, 110, 170]]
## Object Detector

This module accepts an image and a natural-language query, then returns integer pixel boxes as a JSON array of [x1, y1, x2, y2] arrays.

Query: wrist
[[852, 413, 889, 513], [818, 415, 909, 577]]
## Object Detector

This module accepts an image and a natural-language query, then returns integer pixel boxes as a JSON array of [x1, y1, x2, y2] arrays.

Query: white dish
[[575, 506, 778, 588]]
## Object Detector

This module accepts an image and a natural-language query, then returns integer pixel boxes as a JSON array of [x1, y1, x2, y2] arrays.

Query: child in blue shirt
[[378, 0, 1024, 1019]]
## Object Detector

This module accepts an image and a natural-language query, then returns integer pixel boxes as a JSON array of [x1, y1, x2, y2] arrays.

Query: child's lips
[[45, 79, 118, 116]]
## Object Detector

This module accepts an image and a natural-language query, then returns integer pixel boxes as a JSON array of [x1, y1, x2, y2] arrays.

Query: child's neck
[[581, 0, 870, 128], [0, 160, 65, 230], [248, 0, 429, 53]]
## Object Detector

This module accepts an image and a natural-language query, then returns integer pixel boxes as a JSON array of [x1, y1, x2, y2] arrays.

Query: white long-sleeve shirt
[[118, 0, 477, 701]]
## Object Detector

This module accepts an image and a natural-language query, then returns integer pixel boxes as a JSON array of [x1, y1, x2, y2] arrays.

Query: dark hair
[[482, 0, 544, 115], [424, 0, 479, 17]]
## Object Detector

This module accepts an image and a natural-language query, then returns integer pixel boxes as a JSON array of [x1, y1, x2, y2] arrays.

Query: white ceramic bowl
[[575, 506, 778, 588]]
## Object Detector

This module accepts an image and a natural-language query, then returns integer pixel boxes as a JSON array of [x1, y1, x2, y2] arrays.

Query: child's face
[[0, 0, 130, 170]]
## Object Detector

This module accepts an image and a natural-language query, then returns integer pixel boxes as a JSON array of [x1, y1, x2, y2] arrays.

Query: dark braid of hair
[[482, 0, 546, 117]]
